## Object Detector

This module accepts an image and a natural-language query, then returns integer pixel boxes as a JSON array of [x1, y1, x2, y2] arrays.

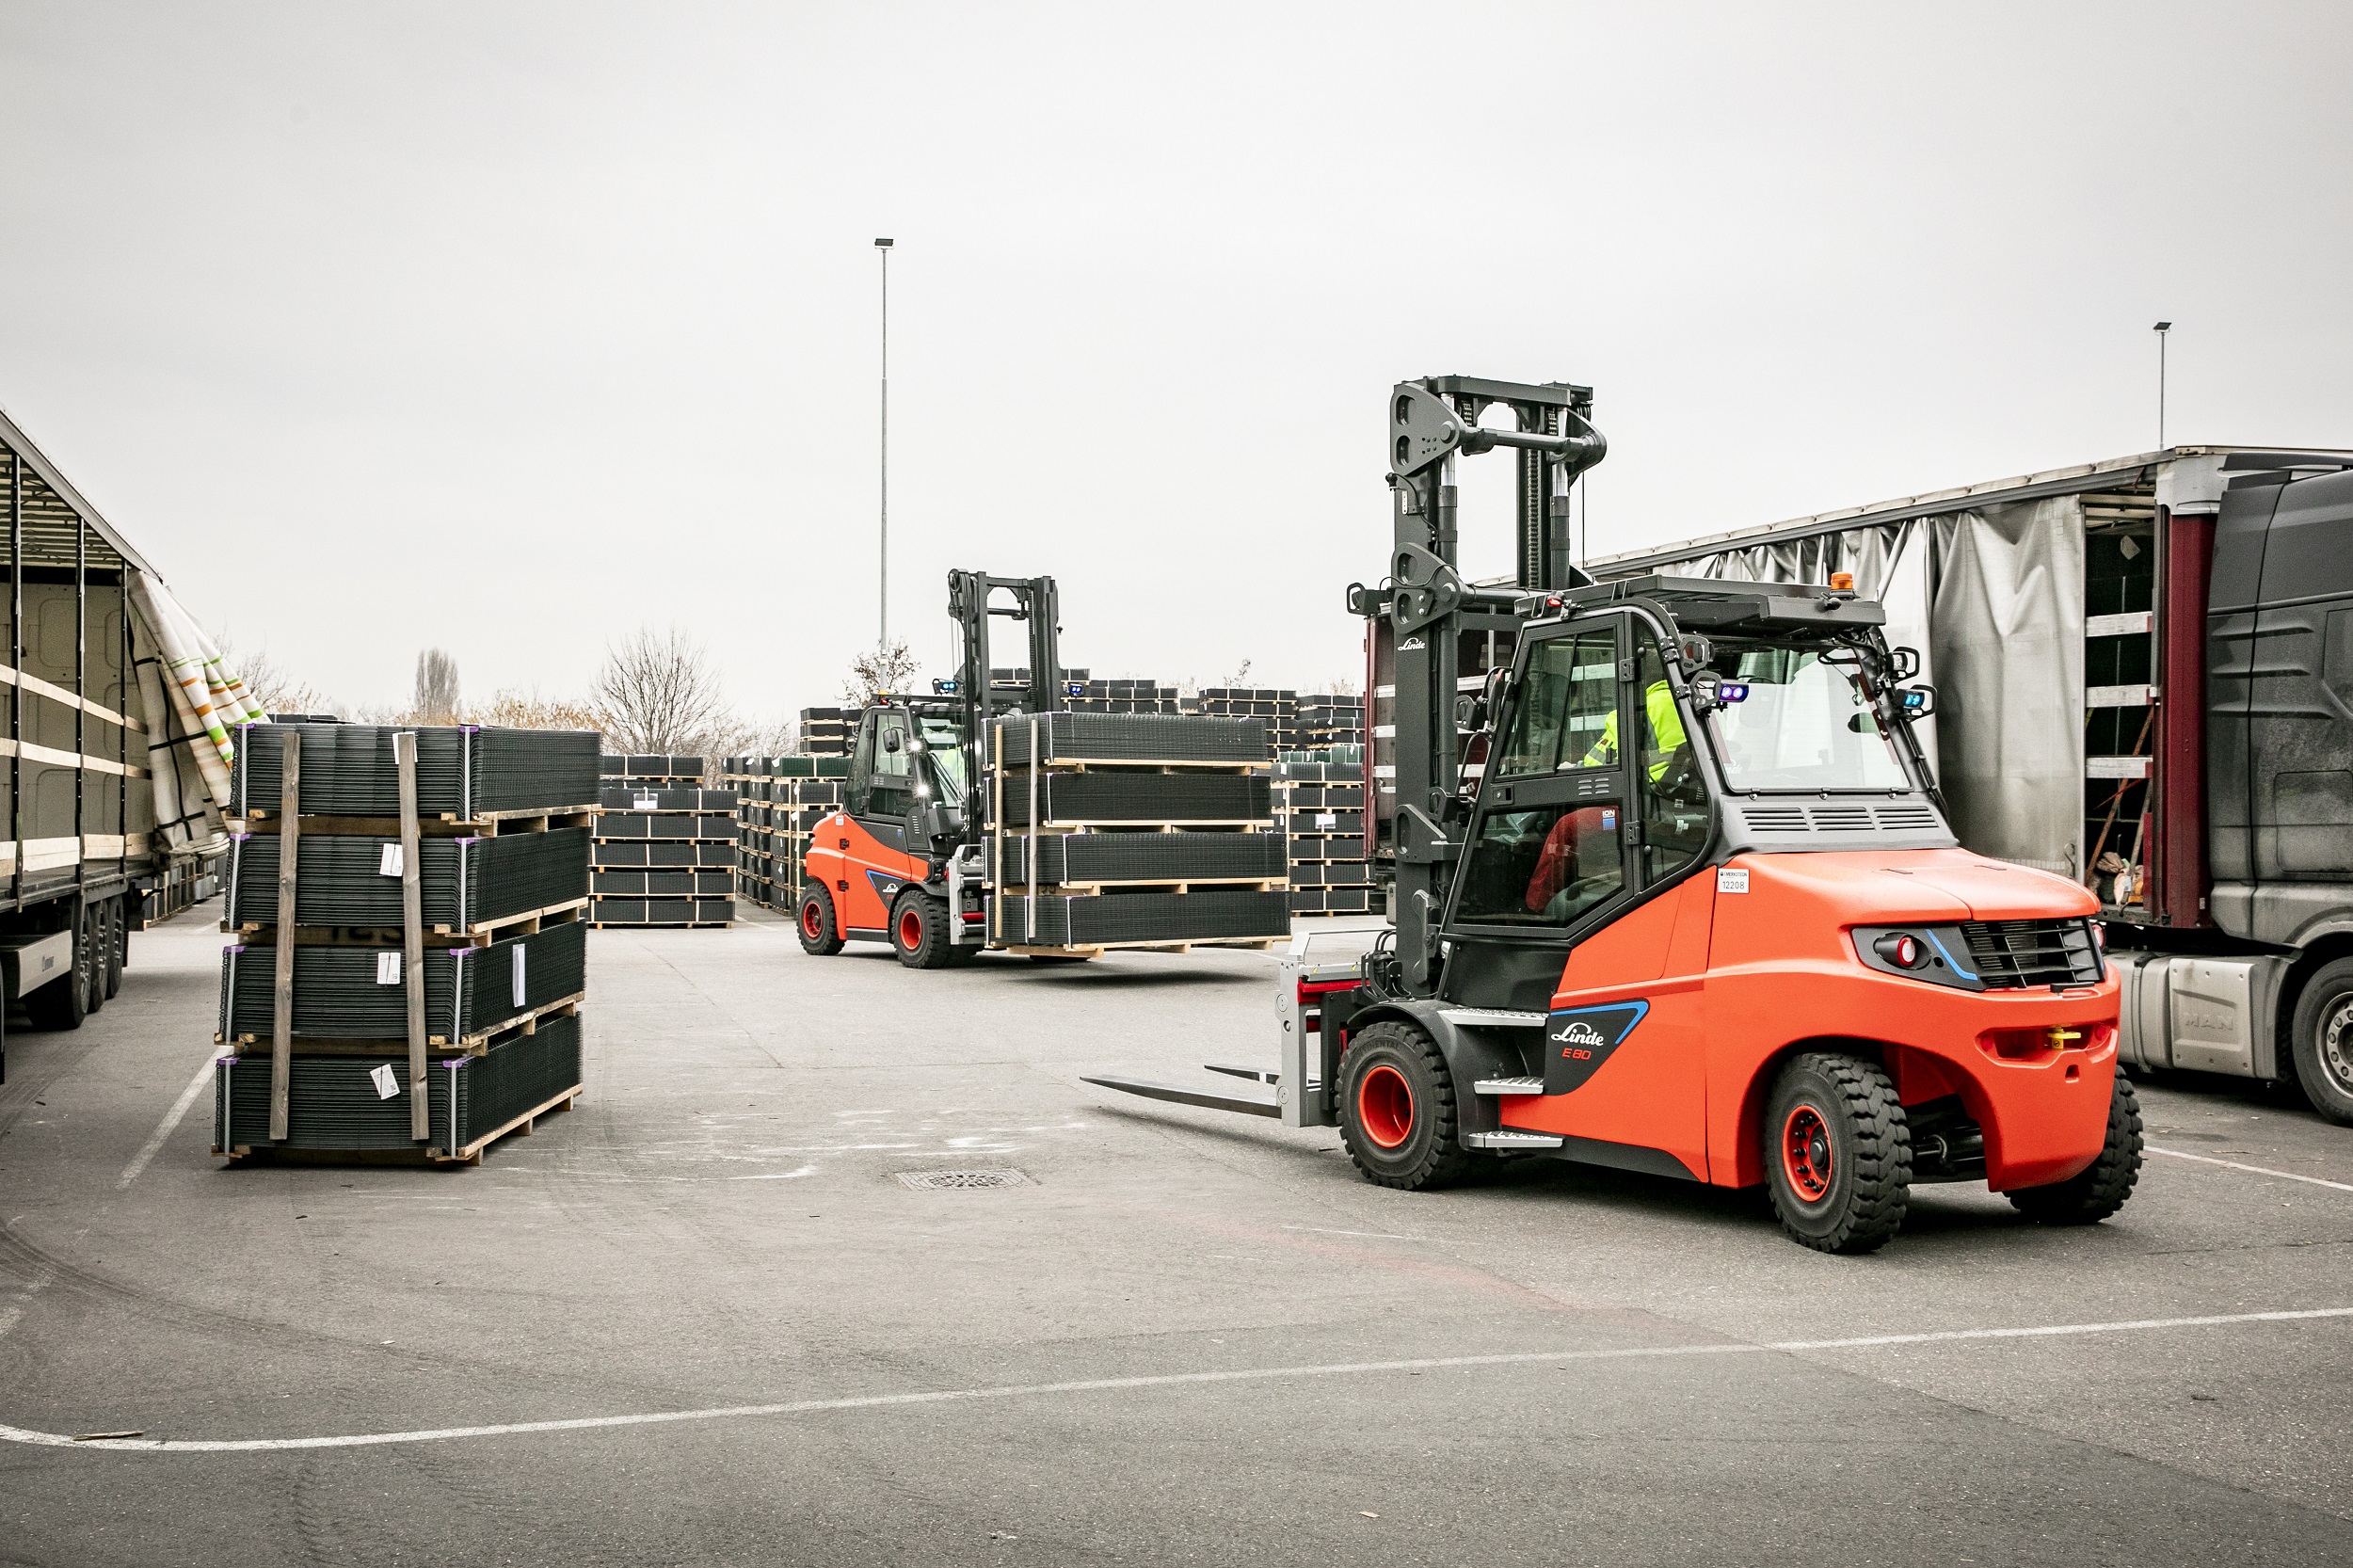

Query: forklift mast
[[1347, 376, 1608, 998], [944, 569, 1068, 845]]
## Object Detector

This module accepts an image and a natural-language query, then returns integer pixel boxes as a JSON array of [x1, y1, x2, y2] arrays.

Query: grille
[[1742, 806, 1810, 832], [1740, 802, 1946, 835], [1809, 806, 1876, 832], [1961, 919, 2102, 989], [897, 1169, 1031, 1191]]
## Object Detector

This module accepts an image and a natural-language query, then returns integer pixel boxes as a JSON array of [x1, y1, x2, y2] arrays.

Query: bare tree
[[1219, 658, 1253, 687], [473, 688, 602, 732], [214, 632, 335, 717], [592, 627, 737, 755], [413, 648, 461, 723], [840, 639, 921, 708]]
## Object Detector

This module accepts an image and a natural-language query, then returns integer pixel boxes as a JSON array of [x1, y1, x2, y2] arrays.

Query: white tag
[[1717, 867, 1750, 894], [369, 1063, 399, 1099], [376, 951, 402, 984], [378, 843, 403, 877], [512, 943, 527, 1007], [634, 793, 659, 810], [1316, 812, 1337, 829]]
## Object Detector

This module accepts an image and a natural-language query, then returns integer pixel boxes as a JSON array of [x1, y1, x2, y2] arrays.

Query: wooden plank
[[395, 731, 428, 1142], [440, 1083, 584, 1163], [269, 729, 299, 1143]]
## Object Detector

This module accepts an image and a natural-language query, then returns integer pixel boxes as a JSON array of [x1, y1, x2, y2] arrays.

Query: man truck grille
[[1960, 919, 2103, 989]]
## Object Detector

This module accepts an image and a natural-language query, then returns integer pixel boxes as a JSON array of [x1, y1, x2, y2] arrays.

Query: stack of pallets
[[1276, 747, 1381, 918], [211, 723, 596, 1165], [1293, 693, 1366, 752], [798, 709, 856, 759], [1187, 686, 1303, 757], [592, 756, 736, 926], [986, 712, 1289, 954], [1065, 678, 1180, 714], [722, 755, 847, 910]]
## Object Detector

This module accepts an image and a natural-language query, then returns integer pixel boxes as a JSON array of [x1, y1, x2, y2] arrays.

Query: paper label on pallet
[[634, 793, 659, 810], [512, 943, 527, 1007], [376, 951, 402, 984], [1316, 812, 1337, 829], [1716, 867, 1750, 894], [369, 1064, 399, 1099], [377, 843, 403, 877]]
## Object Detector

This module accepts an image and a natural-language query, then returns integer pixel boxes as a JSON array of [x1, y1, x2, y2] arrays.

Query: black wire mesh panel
[[601, 754, 705, 778], [590, 870, 734, 897], [591, 897, 734, 924], [993, 889, 1289, 945], [593, 811, 737, 841], [225, 827, 589, 931], [218, 919, 587, 1042], [214, 1012, 583, 1154], [989, 831, 1285, 886], [996, 774, 1271, 827], [232, 725, 600, 818], [988, 712, 1266, 765]]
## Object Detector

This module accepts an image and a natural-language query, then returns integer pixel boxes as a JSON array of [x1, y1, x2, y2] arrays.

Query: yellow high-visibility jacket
[[1583, 680, 1688, 781]]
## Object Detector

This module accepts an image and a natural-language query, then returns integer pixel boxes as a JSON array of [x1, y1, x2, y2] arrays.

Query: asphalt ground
[[3, 904, 2351, 1566]]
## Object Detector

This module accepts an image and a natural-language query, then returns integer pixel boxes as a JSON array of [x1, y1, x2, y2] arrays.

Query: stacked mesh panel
[[985, 711, 1287, 952], [722, 755, 847, 911], [1276, 749, 1383, 917], [215, 723, 593, 1164], [592, 756, 736, 924]]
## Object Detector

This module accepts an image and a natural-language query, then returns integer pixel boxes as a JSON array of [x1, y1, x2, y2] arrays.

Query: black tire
[[75, 904, 103, 1016], [2007, 1071, 2144, 1224], [102, 899, 123, 1000], [24, 923, 88, 1032], [1337, 1020, 1490, 1191], [795, 884, 845, 956], [890, 889, 962, 970], [2287, 958, 2353, 1127], [1763, 1051, 1911, 1255]]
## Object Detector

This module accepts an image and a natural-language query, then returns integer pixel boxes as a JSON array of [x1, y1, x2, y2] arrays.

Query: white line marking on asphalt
[[729, 1167, 816, 1181], [5, 1305, 2346, 1454], [2145, 1144, 2353, 1193], [116, 1056, 221, 1191], [1281, 1225, 1419, 1240]]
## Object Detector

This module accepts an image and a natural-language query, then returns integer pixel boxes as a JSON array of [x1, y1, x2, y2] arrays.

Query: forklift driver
[[1524, 676, 1699, 918]]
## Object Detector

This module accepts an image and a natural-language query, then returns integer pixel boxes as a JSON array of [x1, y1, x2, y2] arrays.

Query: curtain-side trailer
[[0, 406, 251, 1078], [1586, 445, 2353, 1121]]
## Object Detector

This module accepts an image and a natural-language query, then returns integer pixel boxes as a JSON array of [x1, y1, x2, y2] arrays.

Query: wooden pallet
[[229, 895, 590, 945], [219, 995, 584, 1058], [588, 920, 735, 929], [232, 806, 596, 839], [1002, 936, 1280, 958], [218, 1083, 584, 1167]]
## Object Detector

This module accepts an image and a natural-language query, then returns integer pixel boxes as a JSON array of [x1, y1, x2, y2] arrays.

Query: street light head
[[2153, 321, 2171, 331], [875, 237, 894, 248]]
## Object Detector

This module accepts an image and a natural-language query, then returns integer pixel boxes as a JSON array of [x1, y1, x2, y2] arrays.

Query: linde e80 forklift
[[1091, 376, 2142, 1253]]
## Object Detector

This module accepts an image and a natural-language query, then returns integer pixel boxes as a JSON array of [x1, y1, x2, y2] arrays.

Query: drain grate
[[896, 1168, 1032, 1192]]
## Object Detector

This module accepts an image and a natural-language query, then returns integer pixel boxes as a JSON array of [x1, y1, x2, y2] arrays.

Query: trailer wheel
[[2288, 958, 2353, 1127], [1763, 1052, 1911, 1254], [1337, 1021, 1488, 1191], [102, 898, 123, 1000], [796, 884, 845, 956], [2008, 1071, 2145, 1224], [891, 890, 965, 969], [75, 904, 104, 1016], [24, 921, 88, 1032]]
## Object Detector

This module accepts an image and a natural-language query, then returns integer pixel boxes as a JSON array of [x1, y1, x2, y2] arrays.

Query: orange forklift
[[1090, 376, 2140, 1252]]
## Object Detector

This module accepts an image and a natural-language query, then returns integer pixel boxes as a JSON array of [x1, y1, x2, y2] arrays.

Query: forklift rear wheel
[[2007, 1071, 2144, 1224], [1338, 1021, 1489, 1191], [796, 885, 845, 956], [1763, 1052, 1911, 1255], [891, 890, 967, 969], [2287, 958, 2353, 1127]]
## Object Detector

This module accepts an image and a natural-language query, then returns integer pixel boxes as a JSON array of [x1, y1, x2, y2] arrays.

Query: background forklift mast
[[1351, 376, 1608, 996]]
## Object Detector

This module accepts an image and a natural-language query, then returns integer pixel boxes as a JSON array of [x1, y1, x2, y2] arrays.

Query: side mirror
[[883, 729, 903, 754]]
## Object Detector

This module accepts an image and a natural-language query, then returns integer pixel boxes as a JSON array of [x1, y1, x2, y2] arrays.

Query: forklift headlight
[[1852, 925, 1985, 991], [1872, 932, 1925, 969]]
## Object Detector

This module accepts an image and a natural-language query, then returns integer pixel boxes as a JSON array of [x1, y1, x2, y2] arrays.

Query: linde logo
[[1553, 1019, 1608, 1060]]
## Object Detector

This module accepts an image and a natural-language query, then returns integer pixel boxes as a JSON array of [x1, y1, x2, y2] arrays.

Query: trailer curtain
[[128, 569, 264, 857], [1663, 497, 2087, 875]]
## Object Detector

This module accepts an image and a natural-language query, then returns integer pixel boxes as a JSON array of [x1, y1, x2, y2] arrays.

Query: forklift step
[[1465, 1129, 1564, 1150], [1437, 1007, 1547, 1029], [1473, 1076, 1546, 1096]]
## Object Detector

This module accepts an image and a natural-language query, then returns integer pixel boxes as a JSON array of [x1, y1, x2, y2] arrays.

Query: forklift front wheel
[[796, 885, 846, 957], [2006, 1071, 2143, 1224], [1763, 1052, 1911, 1255], [892, 890, 969, 970], [1338, 1021, 1488, 1191]]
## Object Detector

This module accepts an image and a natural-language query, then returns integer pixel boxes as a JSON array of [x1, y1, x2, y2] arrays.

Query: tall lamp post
[[2153, 320, 2171, 450], [876, 237, 894, 648]]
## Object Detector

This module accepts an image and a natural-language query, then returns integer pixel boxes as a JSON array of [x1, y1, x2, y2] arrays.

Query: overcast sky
[[2, 2, 2346, 722]]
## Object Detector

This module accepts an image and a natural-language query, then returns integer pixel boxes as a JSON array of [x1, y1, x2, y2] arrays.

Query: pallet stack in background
[[212, 724, 597, 1165], [1275, 744, 1382, 919], [1292, 693, 1366, 752], [1187, 686, 1299, 754], [798, 708, 855, 759], [722, 755, 848, 912], [986, 712, 1289, 953], [1066, 678, 1180, 714], [592, 757, 737, 927]]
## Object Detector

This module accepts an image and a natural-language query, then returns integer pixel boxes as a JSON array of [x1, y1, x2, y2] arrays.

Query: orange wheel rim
[[1782, 1105, 1833, 1203], [1357, 1064, 1413, 1149], [898, 907, 923, 950]]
